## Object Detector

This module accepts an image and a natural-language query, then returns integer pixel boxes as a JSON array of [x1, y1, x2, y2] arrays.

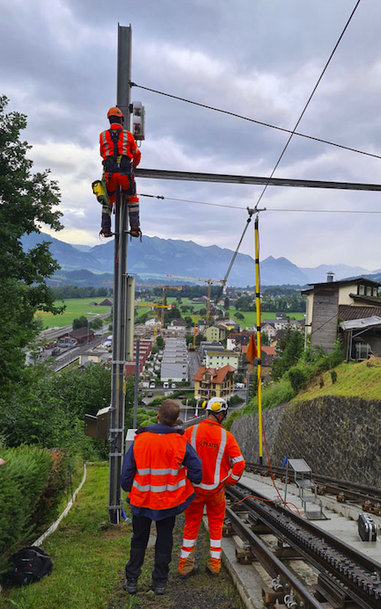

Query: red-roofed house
[[193, 365, 236, 401]]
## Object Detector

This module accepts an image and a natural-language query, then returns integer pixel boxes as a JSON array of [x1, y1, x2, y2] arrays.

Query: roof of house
[[349, 294, 381, 306], [339, 304, 381, 321], [340, 316, 381, 331], [193, 364, 236, 383], [171, 319, 186, 326], [69, 327, 94, 339], [302, 277, 381, 293], [262, 345, 276, 356]]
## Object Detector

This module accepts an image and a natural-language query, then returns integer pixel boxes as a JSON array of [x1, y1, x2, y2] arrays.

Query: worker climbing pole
[[106, 24, 137, 524]]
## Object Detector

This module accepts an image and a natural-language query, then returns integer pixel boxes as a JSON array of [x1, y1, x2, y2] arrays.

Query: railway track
[[225, 483, 381, 609], [246, 463, 381, 516]]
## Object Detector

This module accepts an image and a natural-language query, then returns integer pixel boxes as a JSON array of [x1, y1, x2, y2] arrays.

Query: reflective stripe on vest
[[101, 130, 111, 157], [132, 478, 186, 493], [231, 455, 244, 464], [136, 467, 183, 476], [193, 425, 227, 491]]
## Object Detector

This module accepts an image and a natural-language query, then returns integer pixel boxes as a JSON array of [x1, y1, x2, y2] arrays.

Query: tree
[[0, 96, 63, 394], [73, 316, 89, 330], [271, 328, 304, 381], [89, 317, 103, 330]]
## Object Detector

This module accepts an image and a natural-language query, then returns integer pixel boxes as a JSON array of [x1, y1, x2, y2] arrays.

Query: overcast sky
[[1, 0, 381, 270]]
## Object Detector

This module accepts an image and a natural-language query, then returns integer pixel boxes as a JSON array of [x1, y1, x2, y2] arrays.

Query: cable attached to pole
[[216, 207, 263, 301]]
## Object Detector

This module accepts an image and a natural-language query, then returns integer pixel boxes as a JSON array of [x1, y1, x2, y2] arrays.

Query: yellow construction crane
[[166, 275, 226, 325], [144, 285, 185, 327]]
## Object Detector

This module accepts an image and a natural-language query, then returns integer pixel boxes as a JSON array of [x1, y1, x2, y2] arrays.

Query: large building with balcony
[[193, 365, 236, 401]]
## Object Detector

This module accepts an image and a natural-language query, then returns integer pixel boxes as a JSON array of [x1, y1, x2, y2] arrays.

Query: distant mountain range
[[21, 232, 381, 287]]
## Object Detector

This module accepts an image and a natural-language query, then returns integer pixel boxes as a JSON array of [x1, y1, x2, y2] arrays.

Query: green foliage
[[156, 335, 165, 349], [271, 327, 304, 380], [330, 369, 338, 384], [0, 445, 53, 557], [288, 367, 309, 393], [0, 96, 63, 396], [73, 315, 89, 330], [0, 364, 111, 459], [262, 378, 295, 409], [89, 317, 103, 330], [51, 285, 110, 299], [229, 394, 244, 406]]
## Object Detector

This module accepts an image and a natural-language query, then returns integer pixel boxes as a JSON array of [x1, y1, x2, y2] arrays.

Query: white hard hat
[[202, 397, 228, 413]]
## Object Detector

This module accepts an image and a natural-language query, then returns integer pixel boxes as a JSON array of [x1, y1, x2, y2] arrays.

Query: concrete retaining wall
[[231, 396, 381, 486]]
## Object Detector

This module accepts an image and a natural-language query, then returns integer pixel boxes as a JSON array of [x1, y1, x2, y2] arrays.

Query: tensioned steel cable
[[130, 81, 379, 160], [131, 4, 375, 164], [138, 192, 381, 213], [253, 0, 361, 208], [218, 0, 362, 291]]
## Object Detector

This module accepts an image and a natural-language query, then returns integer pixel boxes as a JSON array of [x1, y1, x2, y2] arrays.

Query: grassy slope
[[292, 358, 381, 402], [35, 299, 111, 329], [1, 463, 243, 609]]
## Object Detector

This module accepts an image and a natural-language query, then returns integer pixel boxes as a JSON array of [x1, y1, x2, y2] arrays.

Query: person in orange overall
[[99, 106, 141, 237], [178, 397, 245, 576], [120, 400, 202, 595]]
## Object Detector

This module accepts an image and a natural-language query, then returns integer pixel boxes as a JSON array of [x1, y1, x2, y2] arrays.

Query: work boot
[[206, 557, 221, 576], [151, 580, 166, 595], [123, 578, 138, 594], [129, 226, 142, 239], [100, 212, 112, 238], [178, 554, 196, 578]]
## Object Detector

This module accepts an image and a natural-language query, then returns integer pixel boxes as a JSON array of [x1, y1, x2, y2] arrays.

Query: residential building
[[125, 339, 153, 376], [160, 337, 189, 382], [193, 365, 236, 401], [303, 275, 381, 353], [170, 318, 187, 331], [199, 341, 224, 362], [205, 350, 240, 370], [226, 331, 253, 351], [61, 327, 94, 346], [205, 326, 224, 342]]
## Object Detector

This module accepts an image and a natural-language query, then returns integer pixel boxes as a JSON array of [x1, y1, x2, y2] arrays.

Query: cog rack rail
[[225, 484, 381, 609]]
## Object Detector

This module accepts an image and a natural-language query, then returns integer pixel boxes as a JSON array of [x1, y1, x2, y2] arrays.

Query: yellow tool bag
[[92, 179, 110, 206]]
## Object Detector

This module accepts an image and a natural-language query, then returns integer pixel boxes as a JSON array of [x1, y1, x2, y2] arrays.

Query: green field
[[227, 308, 304, 328], [35, 299, 112, 329]]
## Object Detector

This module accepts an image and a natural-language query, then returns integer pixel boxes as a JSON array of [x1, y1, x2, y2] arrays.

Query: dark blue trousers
[[125, 514, 176, 584]]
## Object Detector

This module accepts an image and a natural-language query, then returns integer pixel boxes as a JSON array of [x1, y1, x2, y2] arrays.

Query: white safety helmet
[[202, 397, 228, 413]]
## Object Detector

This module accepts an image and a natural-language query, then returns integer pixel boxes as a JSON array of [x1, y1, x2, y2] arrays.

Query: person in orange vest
[[120, 400, 202, 595], [178, 397, 245, 577], [99, 106, 142, 238]]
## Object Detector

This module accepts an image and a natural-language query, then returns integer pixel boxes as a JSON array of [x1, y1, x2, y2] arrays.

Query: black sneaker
[[151, 581, 166, 595], [123, 578, 137, 594]]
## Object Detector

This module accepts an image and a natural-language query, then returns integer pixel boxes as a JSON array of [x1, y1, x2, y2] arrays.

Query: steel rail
[[225, 505, 324, 609], [135, 168, 381, 192], [226, 485, 381, 609], [245, 463, 381, 507]]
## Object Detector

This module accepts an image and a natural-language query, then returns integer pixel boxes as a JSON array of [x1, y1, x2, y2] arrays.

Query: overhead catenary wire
[[138, 192, 381, 214], [131, 6, 376, 165], [253, 0, 361, 209]]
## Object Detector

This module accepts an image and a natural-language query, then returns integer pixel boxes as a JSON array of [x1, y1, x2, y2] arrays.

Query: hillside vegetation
[[293, 357, 381, 402]]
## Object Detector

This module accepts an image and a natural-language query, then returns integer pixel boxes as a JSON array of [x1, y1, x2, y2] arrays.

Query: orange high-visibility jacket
[[129, 431, 196, 510], [185, 419, 245, 493], [99, 123, 141, 167]]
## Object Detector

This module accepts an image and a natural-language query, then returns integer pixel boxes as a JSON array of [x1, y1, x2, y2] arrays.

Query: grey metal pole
[[133, 339, 140, 429], [108, 24, 133, 525]]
